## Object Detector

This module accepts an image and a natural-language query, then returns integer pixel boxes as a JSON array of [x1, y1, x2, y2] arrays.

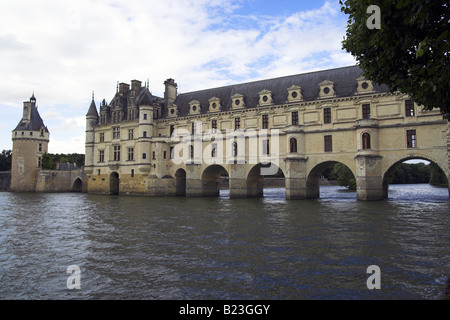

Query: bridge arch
[[175, 168, 187, 196], [247, 163, 285, 198], [110, 172, 120, 195], [72, 177, 83, 192], [201, 164, 228, 197], [382, 155, 449, 199], [306, 160, 356, 199]]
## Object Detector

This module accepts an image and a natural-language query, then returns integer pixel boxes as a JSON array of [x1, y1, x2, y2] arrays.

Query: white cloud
[[0, 0, 353, 153]]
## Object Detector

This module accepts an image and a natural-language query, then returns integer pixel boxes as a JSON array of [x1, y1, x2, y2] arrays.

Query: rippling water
[[0, 184, 449, 300]]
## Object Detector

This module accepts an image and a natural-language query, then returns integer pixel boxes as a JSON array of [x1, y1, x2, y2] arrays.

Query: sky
[[0, 0, 356, 154]]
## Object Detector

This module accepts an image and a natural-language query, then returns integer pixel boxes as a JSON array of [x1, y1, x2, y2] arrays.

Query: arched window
[[290, 137, 298, 153], [232, 142, 238, 156], [362, 132, 371, 149], [211, 143, 217, 158]]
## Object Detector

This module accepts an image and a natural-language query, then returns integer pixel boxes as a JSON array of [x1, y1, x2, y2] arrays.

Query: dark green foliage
[[340, 0, 450, 119], [429, 163, 448, 187], [0, 150, 12, 171], [388, 162, 430, 184], [41, 153, 85, 170], [331, 163, 356, 190]]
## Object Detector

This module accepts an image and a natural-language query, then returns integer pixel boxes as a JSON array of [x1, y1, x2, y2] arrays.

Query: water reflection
[[0, 184, 448, 300]]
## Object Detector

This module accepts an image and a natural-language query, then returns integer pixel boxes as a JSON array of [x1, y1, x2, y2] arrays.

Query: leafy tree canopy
[[42, 153, 85, 170], [340, 0, 450, 118], [0, 150, 12, 171]]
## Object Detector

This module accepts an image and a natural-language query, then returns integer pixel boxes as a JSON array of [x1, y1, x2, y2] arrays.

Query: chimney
[[118, 82, 130, 95], [164, 78, 177, 107], [131, 80, 142, 92]]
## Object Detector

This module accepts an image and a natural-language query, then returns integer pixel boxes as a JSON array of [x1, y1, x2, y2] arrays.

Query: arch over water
[[247, 163, 285, 198], [110, 172, 120, 195], [175, 168, 186, 196], [306, 161, 356, 199], [382, 156, 449, 199], [201, 165, 228, 197], [72, 178, 82, 192]]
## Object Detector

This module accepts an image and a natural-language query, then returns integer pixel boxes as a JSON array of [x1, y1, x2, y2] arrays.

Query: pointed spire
[[86, 91, 99, 117]]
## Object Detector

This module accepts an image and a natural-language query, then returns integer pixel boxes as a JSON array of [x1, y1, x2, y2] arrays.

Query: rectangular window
[[142, 153, 147, 160], [143, 113, 147, 120], [128, 147, 134, 161], [143, 131, 147, 138], [262, 114, 269, 129], [407, 130, 417, 148], [38, 157, 41, 168], [163, 151, 167, 159], [212, 120, 217, 133], [131, 169, 134, 178], [324, 135, 332, 152], [152, 151, 156, 160], [128, 129, 134, 140], [292, 111, 299, 125], [405, 100, 415, 117], [362, 104, 371, 119], [170, 125, 175, 137], [324, 108, 331, 124], [38, 144, 42, 152], [113, 145, 121, 161], [262, 139, 270, 155], [99, 132, 104, 142], [99, 150, 105, 162], [235, 117, 241, 130], [113, 127, 120, 139]]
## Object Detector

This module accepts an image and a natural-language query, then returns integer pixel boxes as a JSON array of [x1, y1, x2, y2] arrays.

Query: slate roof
[[166, 65, 391, 118], [14, 95, 49, 133], [86, 98, 99, 117]]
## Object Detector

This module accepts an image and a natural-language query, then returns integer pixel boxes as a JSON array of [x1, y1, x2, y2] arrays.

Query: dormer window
[[258, 89, 273, 106], [208, 97, 221, 113], [287, 85, 302, 102], [319, 80, 336, 98], [231, 93, 245, 109], [168, 104, 178, 118], [189, 100, 201, 115], [356, 76, 375, 94]]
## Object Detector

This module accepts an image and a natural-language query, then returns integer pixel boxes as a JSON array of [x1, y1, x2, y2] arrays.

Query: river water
[[0, 184, 448, 300]]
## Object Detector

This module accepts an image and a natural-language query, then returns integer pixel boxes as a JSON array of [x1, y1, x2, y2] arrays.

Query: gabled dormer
[[319, 80, 336, 99], [287, 85, 303, 102], [356, 76, 375, 94], [231, 93, 245, 109], [258, 89, 273, 106], [167, 103, 178, 118], [208, 97, 221, 113], [189, 100, 201, 115]]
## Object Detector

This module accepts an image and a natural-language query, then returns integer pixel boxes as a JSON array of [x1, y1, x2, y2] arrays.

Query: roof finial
[[92, 90, 95, 101], [116, 81, 119, 93]]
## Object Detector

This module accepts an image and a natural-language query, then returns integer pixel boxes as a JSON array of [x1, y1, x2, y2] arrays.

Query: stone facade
[[84, 65, 450, 200]]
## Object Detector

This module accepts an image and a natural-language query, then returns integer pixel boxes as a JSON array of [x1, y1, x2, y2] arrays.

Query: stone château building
[[84, 65, 450, 200]]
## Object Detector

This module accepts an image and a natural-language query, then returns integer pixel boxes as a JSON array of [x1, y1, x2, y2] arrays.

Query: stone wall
[[35, 169, 85, 193], [0, 171, 11, 191]]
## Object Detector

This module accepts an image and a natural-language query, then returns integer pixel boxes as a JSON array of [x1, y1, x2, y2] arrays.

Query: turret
[[85, 93, 98, 173], [11, 93, 49, 192]]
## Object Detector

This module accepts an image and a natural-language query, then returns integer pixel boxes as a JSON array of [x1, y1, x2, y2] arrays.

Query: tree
[[429, 163, 448, 186], [0, 149, 12, 171], [340, 0, 450, 119], [332, 163, 356, 190]]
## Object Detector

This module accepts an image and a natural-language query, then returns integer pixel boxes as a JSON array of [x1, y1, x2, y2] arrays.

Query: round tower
[[11, 94, 49, 192]]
